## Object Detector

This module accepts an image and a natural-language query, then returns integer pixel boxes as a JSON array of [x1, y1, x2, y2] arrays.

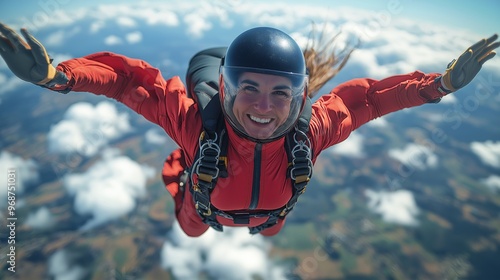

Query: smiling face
[[232, 72, 293, 140]]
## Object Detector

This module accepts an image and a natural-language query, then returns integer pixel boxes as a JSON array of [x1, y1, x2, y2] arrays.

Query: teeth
[[250, 115, 271, 124]]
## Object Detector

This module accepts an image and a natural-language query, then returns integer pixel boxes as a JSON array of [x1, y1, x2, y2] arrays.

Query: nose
[[254, 93, 273, 112]]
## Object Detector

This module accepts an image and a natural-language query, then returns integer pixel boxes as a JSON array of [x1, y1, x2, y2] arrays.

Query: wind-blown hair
[[303, 24, 358, 98]]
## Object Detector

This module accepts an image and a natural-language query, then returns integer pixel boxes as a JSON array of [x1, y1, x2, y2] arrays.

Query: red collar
[[225, 120, 285, 153]]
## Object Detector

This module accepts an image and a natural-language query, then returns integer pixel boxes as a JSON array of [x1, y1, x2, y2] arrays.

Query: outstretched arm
[[309, 71, 441, 154], [335, 33, 499, 130], [0, 23, 201, 155], [55, 51, 180, 125], [310, 34, 499, 154], [333, 71, 442, 130], [0, 23, 181, 125]]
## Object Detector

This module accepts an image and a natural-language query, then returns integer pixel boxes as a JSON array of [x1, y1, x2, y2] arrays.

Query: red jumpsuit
[[55, 52, 446, 236]]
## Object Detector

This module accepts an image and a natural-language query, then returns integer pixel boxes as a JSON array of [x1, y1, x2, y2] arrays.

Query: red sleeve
[[310, 71, 445, 157], [54, 52, 202, 162]]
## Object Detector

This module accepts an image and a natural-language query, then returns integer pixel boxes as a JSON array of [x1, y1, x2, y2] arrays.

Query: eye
[[241, 85, 259, 94], [273, 90, 292, 99], [243, 85, 258, 91]]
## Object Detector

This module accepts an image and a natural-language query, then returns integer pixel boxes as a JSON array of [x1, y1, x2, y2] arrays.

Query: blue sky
[[0, 0, 498, 36]]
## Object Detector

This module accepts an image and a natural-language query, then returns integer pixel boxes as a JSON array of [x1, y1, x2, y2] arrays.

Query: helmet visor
[[221, 66, 308, 141]]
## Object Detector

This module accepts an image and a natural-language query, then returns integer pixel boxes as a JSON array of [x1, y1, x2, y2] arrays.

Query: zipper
[[249, 143, 262, 209]]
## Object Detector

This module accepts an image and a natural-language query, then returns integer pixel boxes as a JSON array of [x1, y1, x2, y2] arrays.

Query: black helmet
[[219, 27, 308, 142]]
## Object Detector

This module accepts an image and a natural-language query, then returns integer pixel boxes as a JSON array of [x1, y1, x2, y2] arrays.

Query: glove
[[441, 33, 500, 92], [0, 22, 69, 88]]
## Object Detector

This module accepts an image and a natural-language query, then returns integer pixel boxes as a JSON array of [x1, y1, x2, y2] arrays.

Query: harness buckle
[[195, 201, 212, 216], [197, 172, 215, 183]]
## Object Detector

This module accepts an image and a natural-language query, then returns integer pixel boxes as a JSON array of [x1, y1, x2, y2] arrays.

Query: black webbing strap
[[189, 93, 228, 232]]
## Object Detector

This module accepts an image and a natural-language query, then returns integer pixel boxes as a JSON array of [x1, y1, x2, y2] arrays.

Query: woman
[[0, 23, 498, 237]]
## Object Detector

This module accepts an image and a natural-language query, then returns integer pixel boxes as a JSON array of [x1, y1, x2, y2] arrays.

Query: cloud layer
[[25, 207, 56, 229], [161, 221, 287, 280], [365, 189, 420, 226], [48, 249, 87, 280], [63, 149, 154, 230], [481, 175, 500, 193], [47, 101, 131, 157], [470, 141, 500, 168], [327, 131, 365, 158], [144, 128, 169, 145], [388, 143, 438, 171], [0, 151, 39, 207]]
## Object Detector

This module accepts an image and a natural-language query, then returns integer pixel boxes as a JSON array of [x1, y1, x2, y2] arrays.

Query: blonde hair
[[303, 24, 358, 97]]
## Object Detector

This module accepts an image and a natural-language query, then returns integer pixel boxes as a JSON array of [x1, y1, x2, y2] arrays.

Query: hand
[[441, 34, 500, 92], [0, 22, 68, 86]]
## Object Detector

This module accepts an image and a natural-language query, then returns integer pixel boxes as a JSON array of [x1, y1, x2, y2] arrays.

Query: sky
[[1, 1, 500, 279], [0, 0, 498, 36]]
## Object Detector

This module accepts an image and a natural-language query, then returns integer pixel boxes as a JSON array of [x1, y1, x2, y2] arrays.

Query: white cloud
[[88, 3, 179, 27], [145, 128, 168, 145], [470, 141, 500, 168], [116, 16, 136, 27], [183, 12, 213, 38], [341, 49, 381, 78], [365, 189, 420, 226], [438, 94, 457, 104], [388, 143, 438, 170], [367, 117, 389, 128], [47, 101, 131, 157], [44, 26, 81, 47], [0, 73, 25, 95], [12, 6, 85, 32], [327, 131, 365, 158], [481, 175, 500, 192], [25, 207, 56, 229], [104, 35, 122, 45], [180, 0, 240, 38], [125, 31, 142, 44], [135, 7, 179, 26], [44, 30, 66, 46], [50, 53, 73, 68], [0, 151, 39, 207], [89, 21, 105, 33], [63, 149, 154, 230], [161, 221, 287, 280], [48, 249, 87, 280]]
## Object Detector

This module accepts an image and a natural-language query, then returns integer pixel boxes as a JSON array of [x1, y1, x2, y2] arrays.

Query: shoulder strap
[[296, 97, 313, 134], [188, 98, 227, 232], [284, 97, 314, 210], [185, 48, 230, 231]]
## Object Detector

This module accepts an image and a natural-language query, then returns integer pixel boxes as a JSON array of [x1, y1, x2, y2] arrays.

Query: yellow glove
[[441, 34, 499, 92], [0, 22, 68, 87]]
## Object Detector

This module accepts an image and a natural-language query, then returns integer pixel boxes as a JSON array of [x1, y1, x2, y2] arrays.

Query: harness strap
[[188, 91, 228, 232], [190, 132, 226, 231]]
